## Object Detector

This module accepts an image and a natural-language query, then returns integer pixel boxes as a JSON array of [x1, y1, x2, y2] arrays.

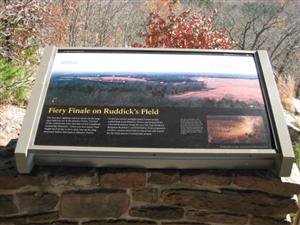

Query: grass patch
[[0, 59, 30, 105], [294, 138, 300, 168]]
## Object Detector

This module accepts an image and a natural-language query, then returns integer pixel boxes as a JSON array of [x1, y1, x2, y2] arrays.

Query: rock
[[288, 126, 300, 144], [26, 221, 77, 225], [0, 105, 25, 147], [0, 213, 65, 225], [0, 217, 25, 224], [161, 189, 297, 218], [294, 98, 300, 114], [284, 110, 300, 143], [17, 192, 59, 214], [180, 170, 232, 186], [161, 222, 209, 225], [27, 212, 60, 222], [0, 139, 17, 156], [132, 188, 158, 203], [179, 169, 300, 197], [0, 133, 6, 147], [148, 170, 179, 185], [83, 219, 157, 225], [251, 216, 291, 225], [281, 164, 300, 192], [186, 210, 247, 224], [233, 167, 300, 196], [60, 189, 129, 218], [100, 169, 146, 188], [0, 195, 18, 215], [129, 206, 184, 220], [0, 175, 42, 190], [45, 167, 97, 188], [185, 210, 290, 225]]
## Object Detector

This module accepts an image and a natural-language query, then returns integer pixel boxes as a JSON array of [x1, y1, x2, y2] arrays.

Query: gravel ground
[[0, 105, 26, 147]]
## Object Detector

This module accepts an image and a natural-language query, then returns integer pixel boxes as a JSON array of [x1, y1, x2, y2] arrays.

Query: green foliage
[[24, 45, 37, 59], [0, 59, 29, 105], [294, 139, 300, 168], [186, 0, 212, 7], [0, 1, 48, 106]]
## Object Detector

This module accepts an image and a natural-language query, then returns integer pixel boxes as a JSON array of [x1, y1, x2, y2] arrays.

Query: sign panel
[[15, 47, 294, 176], [35, 52, 272, 149]]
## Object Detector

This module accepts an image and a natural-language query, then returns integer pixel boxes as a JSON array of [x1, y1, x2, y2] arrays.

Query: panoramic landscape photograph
[[44, 52, 265, 109], [45, 71, 264, 108]]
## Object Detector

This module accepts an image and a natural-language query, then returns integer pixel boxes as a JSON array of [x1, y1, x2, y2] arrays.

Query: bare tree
[[214, 0, 300, 78], [55, 0, 146, 48]]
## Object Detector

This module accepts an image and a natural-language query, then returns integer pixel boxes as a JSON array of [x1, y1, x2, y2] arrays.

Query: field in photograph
[[168, 77, 264, 104]]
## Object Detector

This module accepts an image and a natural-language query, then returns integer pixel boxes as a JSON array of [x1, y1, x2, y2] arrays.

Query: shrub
[[132, 3, 232, 49], [0, 59, 29, 105], [294, 139, 300, 168]]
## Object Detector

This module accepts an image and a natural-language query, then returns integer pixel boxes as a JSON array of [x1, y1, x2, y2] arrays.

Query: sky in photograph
[[52, 52, 258, 78]]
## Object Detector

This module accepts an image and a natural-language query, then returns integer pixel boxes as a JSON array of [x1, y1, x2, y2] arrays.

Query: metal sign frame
[[15, 46, 294, 176]]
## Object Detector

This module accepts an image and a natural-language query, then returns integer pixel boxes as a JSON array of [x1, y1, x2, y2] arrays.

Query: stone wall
[[0, 148, 300, 225]]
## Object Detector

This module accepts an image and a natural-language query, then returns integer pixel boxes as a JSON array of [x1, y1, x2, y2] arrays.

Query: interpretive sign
[[15, 47, 294, 176]]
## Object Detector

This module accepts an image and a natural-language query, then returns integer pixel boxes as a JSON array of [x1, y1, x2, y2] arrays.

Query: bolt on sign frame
[[15, 46, 294, 176]]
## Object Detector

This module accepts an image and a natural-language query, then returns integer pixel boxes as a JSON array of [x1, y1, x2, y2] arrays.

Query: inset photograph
[[207, 115, 267, 145]]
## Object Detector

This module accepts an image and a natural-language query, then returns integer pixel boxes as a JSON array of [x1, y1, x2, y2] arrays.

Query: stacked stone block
[[0, 165, 299, 225]]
